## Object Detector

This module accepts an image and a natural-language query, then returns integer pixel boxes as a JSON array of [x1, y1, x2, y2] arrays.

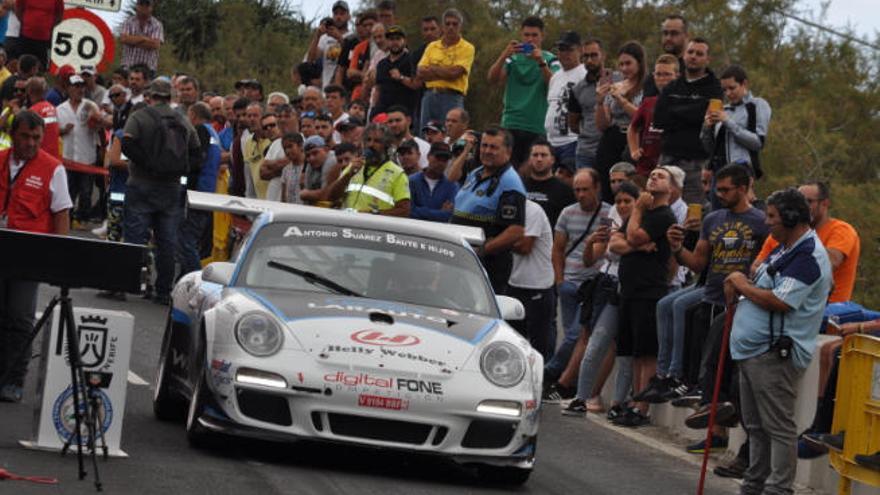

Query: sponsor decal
[[324, 372, 444, 402], [52, 385, 113, 445], [171, 348, 188, 372], [351, 330, 420, 347], [323, 345, 448, 367], [525, 399, 537, 410], [307, 302, 448, 325], [282, 226, 455, 258], [210, 359, 233, 386], [211, 359, 231, 372], [358, 394, 409, 411]]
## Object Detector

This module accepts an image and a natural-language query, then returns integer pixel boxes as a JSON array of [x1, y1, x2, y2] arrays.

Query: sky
[[95, 0, 879, 41]]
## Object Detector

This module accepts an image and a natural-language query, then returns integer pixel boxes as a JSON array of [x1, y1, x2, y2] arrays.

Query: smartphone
[[687, 203, 703, 221], [708, 98, 724, 113], [599, 217, 613, 228]]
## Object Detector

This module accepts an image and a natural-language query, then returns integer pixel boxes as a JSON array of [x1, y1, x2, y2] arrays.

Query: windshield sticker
[[282, 225, 455, 258]]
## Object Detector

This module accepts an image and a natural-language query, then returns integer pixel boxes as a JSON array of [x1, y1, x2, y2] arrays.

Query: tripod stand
[[1, 286, 104, 491]]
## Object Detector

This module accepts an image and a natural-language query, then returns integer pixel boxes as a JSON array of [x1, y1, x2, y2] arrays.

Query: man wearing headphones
[[723, 188, 832, 495]]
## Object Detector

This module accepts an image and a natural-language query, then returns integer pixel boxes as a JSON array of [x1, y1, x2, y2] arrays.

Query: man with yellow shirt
[[416, 8, 474, 133]]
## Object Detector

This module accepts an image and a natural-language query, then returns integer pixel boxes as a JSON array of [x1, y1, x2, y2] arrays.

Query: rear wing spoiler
[[187, 191, 486, 247]]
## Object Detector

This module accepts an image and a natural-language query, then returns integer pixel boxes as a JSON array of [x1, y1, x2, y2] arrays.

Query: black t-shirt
[[523, 176, 575, 228], [336, 34, 361, 92], [374, 52, 418, 116], [0, 74, 20, 105], [618, 205, 677, 299]]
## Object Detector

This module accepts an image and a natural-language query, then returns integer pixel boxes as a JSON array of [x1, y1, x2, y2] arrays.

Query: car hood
[[237, 289, 500, 373]]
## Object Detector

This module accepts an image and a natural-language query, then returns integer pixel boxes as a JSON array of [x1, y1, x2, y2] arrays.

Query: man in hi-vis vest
[[328, 123, 410, 217]]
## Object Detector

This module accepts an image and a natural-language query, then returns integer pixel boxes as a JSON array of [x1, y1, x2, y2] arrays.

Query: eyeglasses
[[262, 122, 277, 130], [109, 92, 124, 98], [300, 111, 317, 119], [662, 30, 682, 36]]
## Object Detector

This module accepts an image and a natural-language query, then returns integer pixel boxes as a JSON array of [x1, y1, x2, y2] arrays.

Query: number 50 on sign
[[50, 8, 116, 74]]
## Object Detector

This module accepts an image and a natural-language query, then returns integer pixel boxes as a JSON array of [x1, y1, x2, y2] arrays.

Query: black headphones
[[768, 188, 810, 228]]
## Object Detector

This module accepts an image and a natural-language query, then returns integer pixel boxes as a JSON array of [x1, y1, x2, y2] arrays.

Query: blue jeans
[[552, 141, 577, 168], [575, 302, 632, 404], [124, 181, 182, 297], [177, 208, 210, 277], [545, 280, 582, 379], [575, 149, 597, 169], [656, 285, 705, 379], [419, 90, 464, 137]]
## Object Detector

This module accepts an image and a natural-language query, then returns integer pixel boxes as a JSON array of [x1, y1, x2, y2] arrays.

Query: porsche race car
[[152, 193, 543, 484]]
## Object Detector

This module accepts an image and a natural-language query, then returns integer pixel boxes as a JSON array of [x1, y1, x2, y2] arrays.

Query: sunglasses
[[262, 122, 277, 130], [109, 92, 124, 98], [300, 111, 317, 119]]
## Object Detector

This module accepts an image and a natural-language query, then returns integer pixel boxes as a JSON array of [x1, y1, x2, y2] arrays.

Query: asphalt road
[[0, 287, 740, 494]]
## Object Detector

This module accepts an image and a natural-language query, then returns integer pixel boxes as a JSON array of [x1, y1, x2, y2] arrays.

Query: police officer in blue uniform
[[451, 126, 527, 294]]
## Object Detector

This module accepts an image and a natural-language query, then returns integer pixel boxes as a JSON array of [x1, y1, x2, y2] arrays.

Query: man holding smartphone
[[487, 16, 560, 168]]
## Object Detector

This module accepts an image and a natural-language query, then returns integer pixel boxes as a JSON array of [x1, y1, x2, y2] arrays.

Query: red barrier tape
[[0, 468, 58, 484], [62, 159, 109, 177]]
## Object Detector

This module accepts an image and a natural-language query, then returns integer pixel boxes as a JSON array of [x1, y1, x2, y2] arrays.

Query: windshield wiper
[[267, 260, 363, 298]]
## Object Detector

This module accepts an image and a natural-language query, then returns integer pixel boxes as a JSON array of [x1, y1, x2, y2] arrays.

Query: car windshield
[[236, 222, 497, 316]]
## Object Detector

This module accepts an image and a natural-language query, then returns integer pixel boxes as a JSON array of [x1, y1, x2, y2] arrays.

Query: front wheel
[[153, 311, 186, 421], [185, 345, 215, 448]]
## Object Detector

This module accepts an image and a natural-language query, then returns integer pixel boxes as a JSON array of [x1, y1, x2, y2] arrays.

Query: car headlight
[[480, 342, 526, 388], [234, 312, 283, 357]]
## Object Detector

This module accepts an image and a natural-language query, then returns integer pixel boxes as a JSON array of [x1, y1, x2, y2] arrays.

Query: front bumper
[[201, 349, 540, 468]]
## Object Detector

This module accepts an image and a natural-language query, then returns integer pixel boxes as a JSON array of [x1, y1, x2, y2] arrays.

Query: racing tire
[[185, 345, 217, 448], [475, 465, 532, 485], [153, 311, 186, 421]]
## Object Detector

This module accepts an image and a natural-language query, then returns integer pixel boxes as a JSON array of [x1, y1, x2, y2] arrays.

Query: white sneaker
[[91, 221, 108, 238]]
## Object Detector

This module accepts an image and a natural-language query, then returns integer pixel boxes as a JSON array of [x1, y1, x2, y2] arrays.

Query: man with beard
[[523, 139, 574, 227], [374, 25, 419, 117], [208, 95, 226, 132], [386, 105, 429, 169], [652, 38, 722, 204], [327, 123, 410, 216], [661, 165, 767, 432], [409, 141, 457, 222], [644, 14, 689, 97], [567, 38, 606, 170]]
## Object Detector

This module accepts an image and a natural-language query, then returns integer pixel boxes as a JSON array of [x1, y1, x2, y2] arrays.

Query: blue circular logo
[[51, 385, 114, 446]]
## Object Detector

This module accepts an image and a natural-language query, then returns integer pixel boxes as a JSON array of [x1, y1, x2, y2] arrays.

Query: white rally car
[[153, 192, 543, 484]]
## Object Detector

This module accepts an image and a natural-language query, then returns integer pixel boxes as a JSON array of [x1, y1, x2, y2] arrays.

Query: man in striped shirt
[[119, 0, 164, 72]]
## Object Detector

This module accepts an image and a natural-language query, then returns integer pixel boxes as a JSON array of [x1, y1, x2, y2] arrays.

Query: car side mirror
[[202, 262, 235, 286], [496, 295, 525, 321]]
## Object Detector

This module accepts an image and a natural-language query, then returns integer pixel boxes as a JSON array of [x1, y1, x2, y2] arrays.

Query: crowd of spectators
[[0, 1, 878, 491]]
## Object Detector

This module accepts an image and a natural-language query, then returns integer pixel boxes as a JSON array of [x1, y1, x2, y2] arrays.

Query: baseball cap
[[397, 139, 419, 153], [556, 156, 576, 175], [386, 25, 406, 38], [658, 165, 685, 189], [147, 78, 172, 97], [371, 112, 389, 124], [68, 74, 85, 86], [80, 65, 97, 76], [422, 120, 445, 134], [56, 64, 76, 80], [332, 1, 349, 13], [304, 135, 326, 152], [428, 141, 452, 158], [555, 31, 582, 49]]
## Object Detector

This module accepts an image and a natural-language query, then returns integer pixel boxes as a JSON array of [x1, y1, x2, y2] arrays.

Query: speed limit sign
[[49, 8, 116, 74]]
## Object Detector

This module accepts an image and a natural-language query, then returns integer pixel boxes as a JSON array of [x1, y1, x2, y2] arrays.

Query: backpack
[[144, 106, 189, 179]]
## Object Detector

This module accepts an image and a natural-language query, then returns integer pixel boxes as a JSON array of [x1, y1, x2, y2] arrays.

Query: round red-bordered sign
[[49, 8, 116, 74]]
